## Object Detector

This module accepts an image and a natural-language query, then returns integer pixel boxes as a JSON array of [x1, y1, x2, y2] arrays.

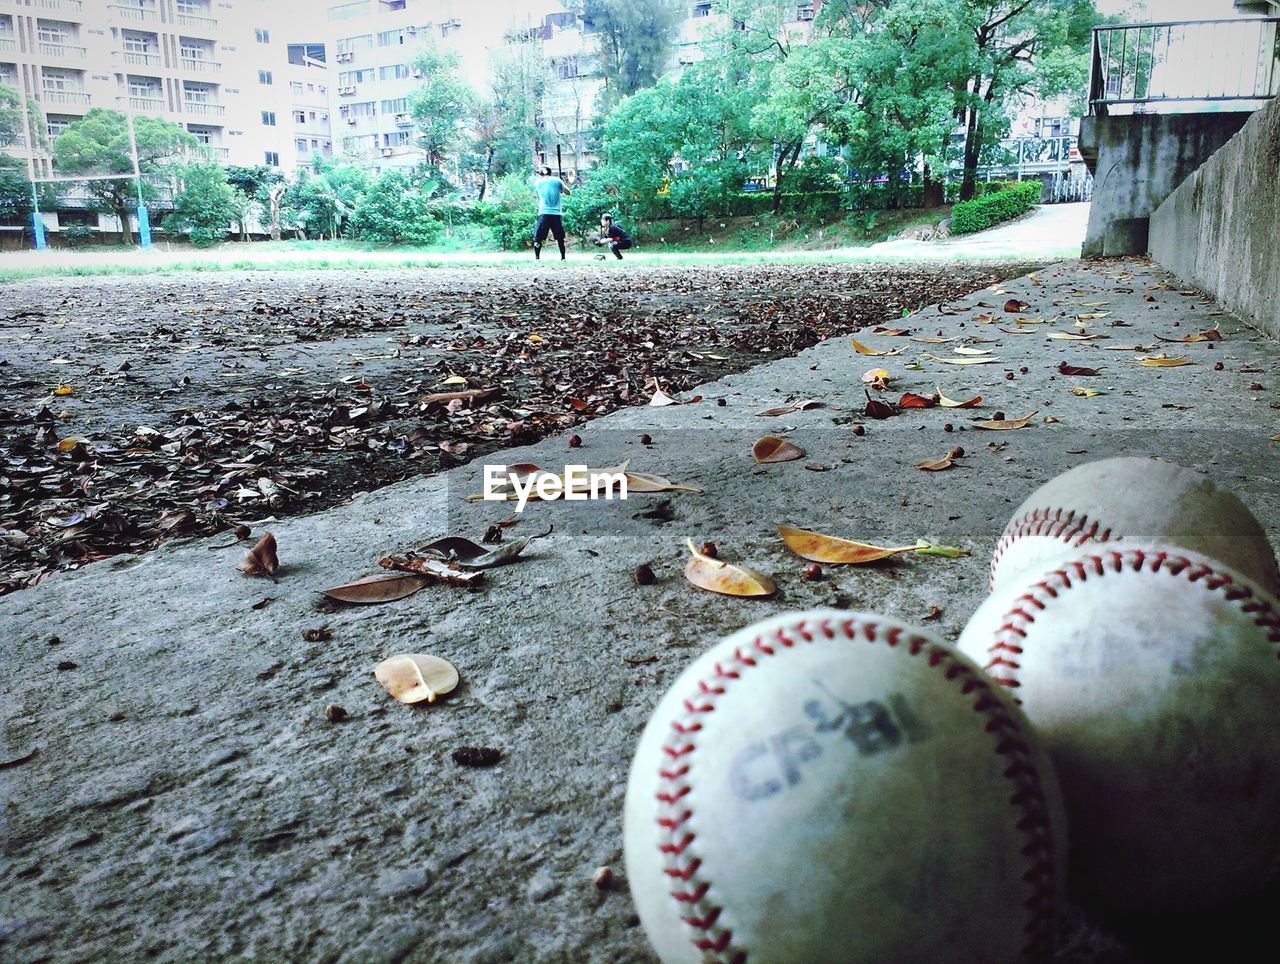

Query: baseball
[[624, 609, 1066, 963], [988, 457, 1279, 596], [958, 545, 1280, 913]]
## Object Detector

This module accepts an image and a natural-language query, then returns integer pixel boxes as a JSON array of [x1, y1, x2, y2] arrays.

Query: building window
[[255, 28, 270, 43], [377, 29, 406, 47], [380, 97, 408, 114], [265, 151, 280, 166], [37, 21, 72, 45], [336, 34, 373, 54], [261, 111, 276, 125], [339, 68, 375, 85], [693, 3, 712, 17], [293, 109, 306, 123], [296, 138, 308, 152], [258, 69, 273, 85], [378, 64, 411, 81], [290, 81, 303, 95], [42, 68, 78, 91]]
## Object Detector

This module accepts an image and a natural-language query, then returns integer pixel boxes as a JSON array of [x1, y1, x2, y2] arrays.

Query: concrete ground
[[2, 255, 1279, 962]]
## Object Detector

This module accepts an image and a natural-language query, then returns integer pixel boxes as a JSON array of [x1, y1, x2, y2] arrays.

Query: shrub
[[949, 181, 1043, 235], [350, 170, 443, 245], [60, 222, 97, 246]]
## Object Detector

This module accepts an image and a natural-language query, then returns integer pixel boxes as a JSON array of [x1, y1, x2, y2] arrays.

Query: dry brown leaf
[[378, 556, 484, 586], [973, 411, 1038, 430], [861, 367, 892, 387], [624, 472, 704, 494], [238, 532, 279, 578], [864, 392, 897, 419], [1004, 299, 1030, 312], [1070, 386, 1105, 398], [937, 387, 983, 408], [1101, 342, 1157, 351], [778, 525, 919, 564], [911, 336, 960, 344], [1058, 362, 1100, 376], [683, 540, 775, 597], [1137, 356, 1193, 367], [1047, 332, 1104, 341], [850, 337, 885, 356], [998, 327, 1038, 335], [753, 435, 805, 463], [374, 653, 459, 704], [1076, 311, 1110, 320], [1271, 434, 1280, 442], [322, 573, 431, 604], [898, 392, 937, 409], [649, 383, 680, 406], [1157, 324, 1222, 343], [419, 388, 498, 407], [916, 455, 954, 472], [871, 327, 910, 336], [440, 375, 468, 386], [755, 398, 821, 417], [924, 353, 999, 366]]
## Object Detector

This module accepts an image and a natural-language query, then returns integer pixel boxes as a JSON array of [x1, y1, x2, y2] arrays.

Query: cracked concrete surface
[[2, 256, 1278, 963]]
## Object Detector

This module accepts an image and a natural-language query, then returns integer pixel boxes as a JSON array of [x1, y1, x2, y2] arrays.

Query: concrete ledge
[[1151, 97, 1280, 340], [1080, 112, 1252, 257]]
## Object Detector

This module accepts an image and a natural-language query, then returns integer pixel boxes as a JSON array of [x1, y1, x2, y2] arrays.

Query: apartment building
[[0, 0, 319, 186]]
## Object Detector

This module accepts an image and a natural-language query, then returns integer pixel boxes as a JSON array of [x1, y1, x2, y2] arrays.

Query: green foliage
[[949, 180, 1042, 234], [0, 84, 44, 153], [350, 169, 445, 245], [165, 162, 236, 245], [564, 165, 627, 236], [60, 222, 98, 247], [410, 40, 475, 171], [575, 0, 684, 105], [284, 160, 369, 239]]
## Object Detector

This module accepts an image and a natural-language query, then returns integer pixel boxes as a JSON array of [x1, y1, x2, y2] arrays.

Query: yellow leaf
[[373, 654, 459, 704], [850, 337, 883, 355], [684, 540, 775, 597], [1077, 311, 1110, 320], [778, 525, 919, 564], [1271, 434, 1280, 442], [753, 435, 805, 463], [924, 353, 999, 366], [57, 437, 81, 452], [54, 386, 73, 396], [441, 375, 468, 385], [973, 411, 1038, 430], [1069, 387, 1104, 397], [861, 367, 891, 384], [1137, 356, 1193, 367], [624, 472, 704, 494], [916, 456, 954, 472], [911, 336, 961, 343], [936, 387, 983, 408], [526, 333, 546, 343], [1047, 332, 1105, 341]]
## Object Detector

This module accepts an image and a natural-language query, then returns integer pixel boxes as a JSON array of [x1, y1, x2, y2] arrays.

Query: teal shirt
[[534, 176, 564, 216]]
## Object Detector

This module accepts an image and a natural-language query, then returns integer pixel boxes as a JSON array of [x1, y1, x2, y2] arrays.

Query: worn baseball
[[959, 546, 1280, 912], [989, 457, 1279, 597], [624, 609, 1066, 963]]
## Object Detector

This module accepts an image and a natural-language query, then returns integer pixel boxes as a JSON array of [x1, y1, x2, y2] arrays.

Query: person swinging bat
[[531, 145, 571, 261]]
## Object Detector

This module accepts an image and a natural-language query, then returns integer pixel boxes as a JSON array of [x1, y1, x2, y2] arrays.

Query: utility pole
[[14, 62, 46, 250]]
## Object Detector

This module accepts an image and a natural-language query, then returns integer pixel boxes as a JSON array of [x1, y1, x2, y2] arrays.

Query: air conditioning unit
[[411, 69, 421, 78], [338, 85, 357, 95], [394, 112, 410, 126], [336, 51, 354, 63], [405, 26, 418, 35], [346, 117, 357, 125], [381, 147, 394, 157]]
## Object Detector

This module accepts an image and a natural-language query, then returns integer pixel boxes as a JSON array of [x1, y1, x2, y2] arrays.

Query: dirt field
[[0, 260, 1045, 593]]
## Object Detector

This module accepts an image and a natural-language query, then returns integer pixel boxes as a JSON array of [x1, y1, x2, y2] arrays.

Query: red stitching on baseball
[[983, 550, 1280, 700], [654, 616, 1061, 963], [990, 506, 1119, 590]]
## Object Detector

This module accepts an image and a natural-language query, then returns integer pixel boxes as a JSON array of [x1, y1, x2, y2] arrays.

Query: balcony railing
[[0, 38, 16, 54], [129, 96, 165, 111], [108, 4, 158, 23], [184, 100, 225, 117], [39, 42, 88, 60], [124, 51, 161, 67], [36, 0, 84, 12], [180, 57, 221, 73], [1089, 18, 1280, 115], [176, 13, 218, 32], [42, 89, 91, 106]]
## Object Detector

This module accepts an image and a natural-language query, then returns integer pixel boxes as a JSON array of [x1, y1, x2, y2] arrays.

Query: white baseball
[[958, 546, 1280, 913], [988, 457, 1279, 597], [624, 609, 1066, 963]]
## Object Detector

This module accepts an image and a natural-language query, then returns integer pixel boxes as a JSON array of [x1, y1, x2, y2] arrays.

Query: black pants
[[533, 215, 566, 259], [610, 239, 633, 259]]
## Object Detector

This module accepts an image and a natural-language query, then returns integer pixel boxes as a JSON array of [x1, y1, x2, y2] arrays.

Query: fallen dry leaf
[[953, 346, 994, 356], [1157, 323, 1222, 343], [648, 382, 680, 406], [1137, 356, 1193, 367], [53, 386, 73, 397], [864, 392, 897, 419], [899, 392, 937, 409], [937, 387, 983, 408], [1076, 311, 1110, 320], [238, 532, 279, 578], [378, 555, 484, 586], [322, 573, 430, 604], [850, 337, 885, 356], [753, 435, 805, 463], [924, 353, 999, 366], [374, 653, 459, 704], [1070, 386, 1105, 398], [624, 472, 704, 494], [861, 367, 892, 388], [1058, 362, 1100, 376], [973, 412, 1038, 430], [420, 525, 551, 569], [999, 327, 1038, 335], [755, 399, 821, 417], [683, 540, 775, 597], [872, 327, 910, 336], [1047, 332, 1104, 341], [440, 375, 468, 386], [1272, 434, 1280, 442], [1004, 299, 1030, 312], [778, 525, 919, 564], [916, 455, 954, 472]]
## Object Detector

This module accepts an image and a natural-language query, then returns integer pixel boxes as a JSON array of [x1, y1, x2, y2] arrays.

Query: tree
[[953, 0, 1099, 200], [165, 161, 236, 246], [225, 164, 281, 239], [409, 40, 474, 172], [576, 0, 684, 106], [284, 160, 368, 239], [52, 109, 194, 245], [0, 83, 44, 154], [351, 169, 444, 245]]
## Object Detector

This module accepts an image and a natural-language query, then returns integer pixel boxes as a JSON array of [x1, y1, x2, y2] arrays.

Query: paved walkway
[[2, 256, 1277, 962]]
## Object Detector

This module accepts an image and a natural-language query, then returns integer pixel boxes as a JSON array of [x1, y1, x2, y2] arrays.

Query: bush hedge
[[949, 181, 1043, 235]]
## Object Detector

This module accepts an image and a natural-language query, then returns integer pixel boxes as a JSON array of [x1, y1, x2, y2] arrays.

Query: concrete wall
[[1150, 97, 1280, 339], [1078, 112, 1253, 257]]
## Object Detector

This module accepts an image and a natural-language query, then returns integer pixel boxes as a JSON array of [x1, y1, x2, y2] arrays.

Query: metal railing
[[1089, 18, 1280, 114]]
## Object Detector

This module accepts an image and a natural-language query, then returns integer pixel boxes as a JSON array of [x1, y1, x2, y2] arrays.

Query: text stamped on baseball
[[481, 464, 628, 513]]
